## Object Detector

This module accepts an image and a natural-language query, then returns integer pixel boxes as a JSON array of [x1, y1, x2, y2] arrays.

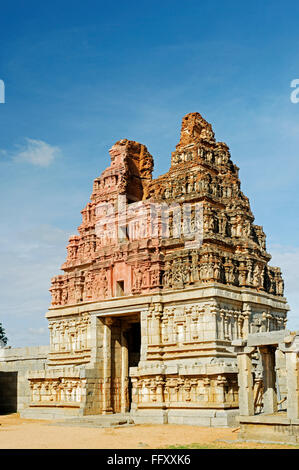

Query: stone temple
[[0, 113, 289, 426]]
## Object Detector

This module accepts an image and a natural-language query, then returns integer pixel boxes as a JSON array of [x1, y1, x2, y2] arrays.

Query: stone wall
[[0, 345, 49, 413]]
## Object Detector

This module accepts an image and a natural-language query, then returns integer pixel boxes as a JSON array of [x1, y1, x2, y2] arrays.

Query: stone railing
[[28, 368, 86, 408], [130, 364, 238, 410]]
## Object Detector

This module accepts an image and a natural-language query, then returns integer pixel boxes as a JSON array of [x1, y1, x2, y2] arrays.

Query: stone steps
[[49, 413, 135, 428]]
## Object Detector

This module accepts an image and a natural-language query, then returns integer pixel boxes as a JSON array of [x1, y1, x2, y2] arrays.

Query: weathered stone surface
[[234, 330, 299, 443], [0, 346, 49, 413], [6, 112, 289, 426], [247, 330, 289, 347]]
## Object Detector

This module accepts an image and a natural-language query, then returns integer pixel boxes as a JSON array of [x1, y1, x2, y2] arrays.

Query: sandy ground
[[0, 413, 296, 449]]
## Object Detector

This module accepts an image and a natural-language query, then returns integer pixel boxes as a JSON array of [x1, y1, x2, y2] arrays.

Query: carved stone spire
[[91, 139, 153, 205], [176, 112, 216, 151], [51, 112, 286, 307]]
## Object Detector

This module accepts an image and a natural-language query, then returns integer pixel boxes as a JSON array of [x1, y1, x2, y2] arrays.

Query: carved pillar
[[225, 313, 231, 340], [130, 377, 138, 409], [206, 301, 218, 341], [237, 316, 243, 340], [219, 311, 225, 340], [161, 315, 168, 343], [102, 317, 113, 414], [185, 310, 191, 343], [140, 309, 148, 362], [156, 375, 164, 403], [242, 303, 251, 338], [121, 322, 129, 413], [216, 376, 227, 404], [48, 323, 53, 351], [168, 308, 175, 343], [152, 304, 162, 345], [233, 313, 239, 339], [236, 347, 255, 416], [285, 351, 299, 420], [259, 346, 278, 414]]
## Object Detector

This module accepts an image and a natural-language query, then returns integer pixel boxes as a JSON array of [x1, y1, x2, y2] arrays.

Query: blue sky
[[1, 0, 299, 346]]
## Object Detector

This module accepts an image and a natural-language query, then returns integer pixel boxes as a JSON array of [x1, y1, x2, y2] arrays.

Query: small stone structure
[[0, 346, 49, 413], [1, 113, 289, 426], [234, 331, 299, 444]]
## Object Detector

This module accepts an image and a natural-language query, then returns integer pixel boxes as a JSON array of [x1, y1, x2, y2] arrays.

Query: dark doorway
[[0, 371, 18, 414], [109, 315, 141, 414], [125, 322, 141, 409], [126, 322, 141, 367]]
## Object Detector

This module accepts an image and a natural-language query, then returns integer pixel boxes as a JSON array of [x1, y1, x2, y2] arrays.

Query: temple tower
[[23, 113, 288, 426]]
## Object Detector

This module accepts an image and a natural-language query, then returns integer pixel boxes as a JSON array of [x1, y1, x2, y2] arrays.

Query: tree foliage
[[0, 322, 8, 346]]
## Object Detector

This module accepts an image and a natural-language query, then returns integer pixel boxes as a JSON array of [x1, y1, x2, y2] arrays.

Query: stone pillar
[[168, 308, 175, 343], [215, 376, 226, 404], [285, 351, 299, 419], [237, 348, 255, 416], [152, 305, 162, 345], [219, 312, 225, 340], [121, 323, 129, 413], [275, 348, 287, 406], [242, 303, 251, 338], [139, 309, 148, 364], [102, 317, 113, 414], [205, 300, 218, 342], [259, 346, 278, 414]]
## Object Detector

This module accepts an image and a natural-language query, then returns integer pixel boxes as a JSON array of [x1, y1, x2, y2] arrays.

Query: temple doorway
[[108, 314, 141, 414], [125, 322, 141, 407]]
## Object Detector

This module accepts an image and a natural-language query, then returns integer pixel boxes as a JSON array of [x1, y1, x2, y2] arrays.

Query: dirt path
[[0, 414, 296, 449]]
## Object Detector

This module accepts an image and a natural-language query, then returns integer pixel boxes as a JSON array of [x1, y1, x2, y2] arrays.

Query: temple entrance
[[125, 322, 141, 407], [102, 314, 140, 414]]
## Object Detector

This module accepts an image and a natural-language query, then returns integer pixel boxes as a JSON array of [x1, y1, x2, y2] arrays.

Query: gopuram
[[22, 112, 289, 426]]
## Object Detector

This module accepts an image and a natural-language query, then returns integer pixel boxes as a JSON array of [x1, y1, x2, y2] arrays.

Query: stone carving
[[48, 313, 91, 355], [29, 112, 288, 425], [29, 372, 87, 406], [131, 374, 238, 408]]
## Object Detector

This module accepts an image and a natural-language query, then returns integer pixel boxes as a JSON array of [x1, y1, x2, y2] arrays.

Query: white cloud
[[13, 138, 60, 167]]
